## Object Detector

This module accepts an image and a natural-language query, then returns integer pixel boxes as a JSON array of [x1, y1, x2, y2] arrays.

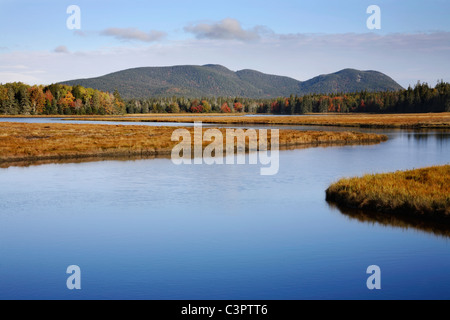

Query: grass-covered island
[[326, 165, 450, 220], [0, 122, 387, 168]]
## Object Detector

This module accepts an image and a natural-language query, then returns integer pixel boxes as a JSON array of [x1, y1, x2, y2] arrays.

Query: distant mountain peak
[[203, 64, 230, 69], [60, 64, 403, 99]]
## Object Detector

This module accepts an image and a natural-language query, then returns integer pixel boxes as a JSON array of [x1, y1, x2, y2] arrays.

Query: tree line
[[122, 81, 450, 114], [0, 81, 448, 115], [0, 83, 125, 115]]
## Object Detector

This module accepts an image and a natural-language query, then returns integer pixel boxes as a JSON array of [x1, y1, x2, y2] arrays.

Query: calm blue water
[[0, 120, 449, 300]]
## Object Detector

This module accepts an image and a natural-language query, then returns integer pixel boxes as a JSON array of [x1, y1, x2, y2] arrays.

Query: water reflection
[[0, 154, 172, 169], [406, 131, 450, 146], [0, 140, 386, 170], [327, 201, 450, 239]]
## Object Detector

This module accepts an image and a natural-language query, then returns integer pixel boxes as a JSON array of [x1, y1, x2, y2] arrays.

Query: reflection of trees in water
[[327, 201, 450, 239], [406, 130, 450, 143]]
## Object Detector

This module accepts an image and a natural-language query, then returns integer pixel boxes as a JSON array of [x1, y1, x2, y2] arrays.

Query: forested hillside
[[60, 65, 404, 99]]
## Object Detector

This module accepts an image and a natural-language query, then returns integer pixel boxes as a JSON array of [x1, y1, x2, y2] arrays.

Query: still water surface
[[0, 119, 449, 299]]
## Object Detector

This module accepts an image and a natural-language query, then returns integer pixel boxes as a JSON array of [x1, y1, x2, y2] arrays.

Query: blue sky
[[0, 0, 449, 88]]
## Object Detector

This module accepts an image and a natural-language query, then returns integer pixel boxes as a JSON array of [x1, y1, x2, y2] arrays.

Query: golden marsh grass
[[0, 122, 387, 167], [63, 113, 450, 129], [326, 165, 450, 217]]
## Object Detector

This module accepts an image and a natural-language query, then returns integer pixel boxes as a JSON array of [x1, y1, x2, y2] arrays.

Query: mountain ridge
[[60, 64, 404, 99]]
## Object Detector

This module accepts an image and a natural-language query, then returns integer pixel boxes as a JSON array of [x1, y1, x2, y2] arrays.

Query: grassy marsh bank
[[63, 113, 450, 129], [326, 165, 450, 219], [0, 122, 387, 168]]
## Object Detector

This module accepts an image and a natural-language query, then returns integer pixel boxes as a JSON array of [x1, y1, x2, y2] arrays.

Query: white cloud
[[54, 45, 70, 54], [184, 18, 268, 41], [101, 28, 167, 43]]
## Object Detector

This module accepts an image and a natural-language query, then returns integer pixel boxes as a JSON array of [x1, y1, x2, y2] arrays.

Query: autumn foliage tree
[[58, 91, 75, 114], [234, 102, 243, 113], [113, 89, 125, 114], [221, 102, 231, 113], [43, 90, 54, 113], [28, 86, 46, 114], [202, 100, 211, 113]]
